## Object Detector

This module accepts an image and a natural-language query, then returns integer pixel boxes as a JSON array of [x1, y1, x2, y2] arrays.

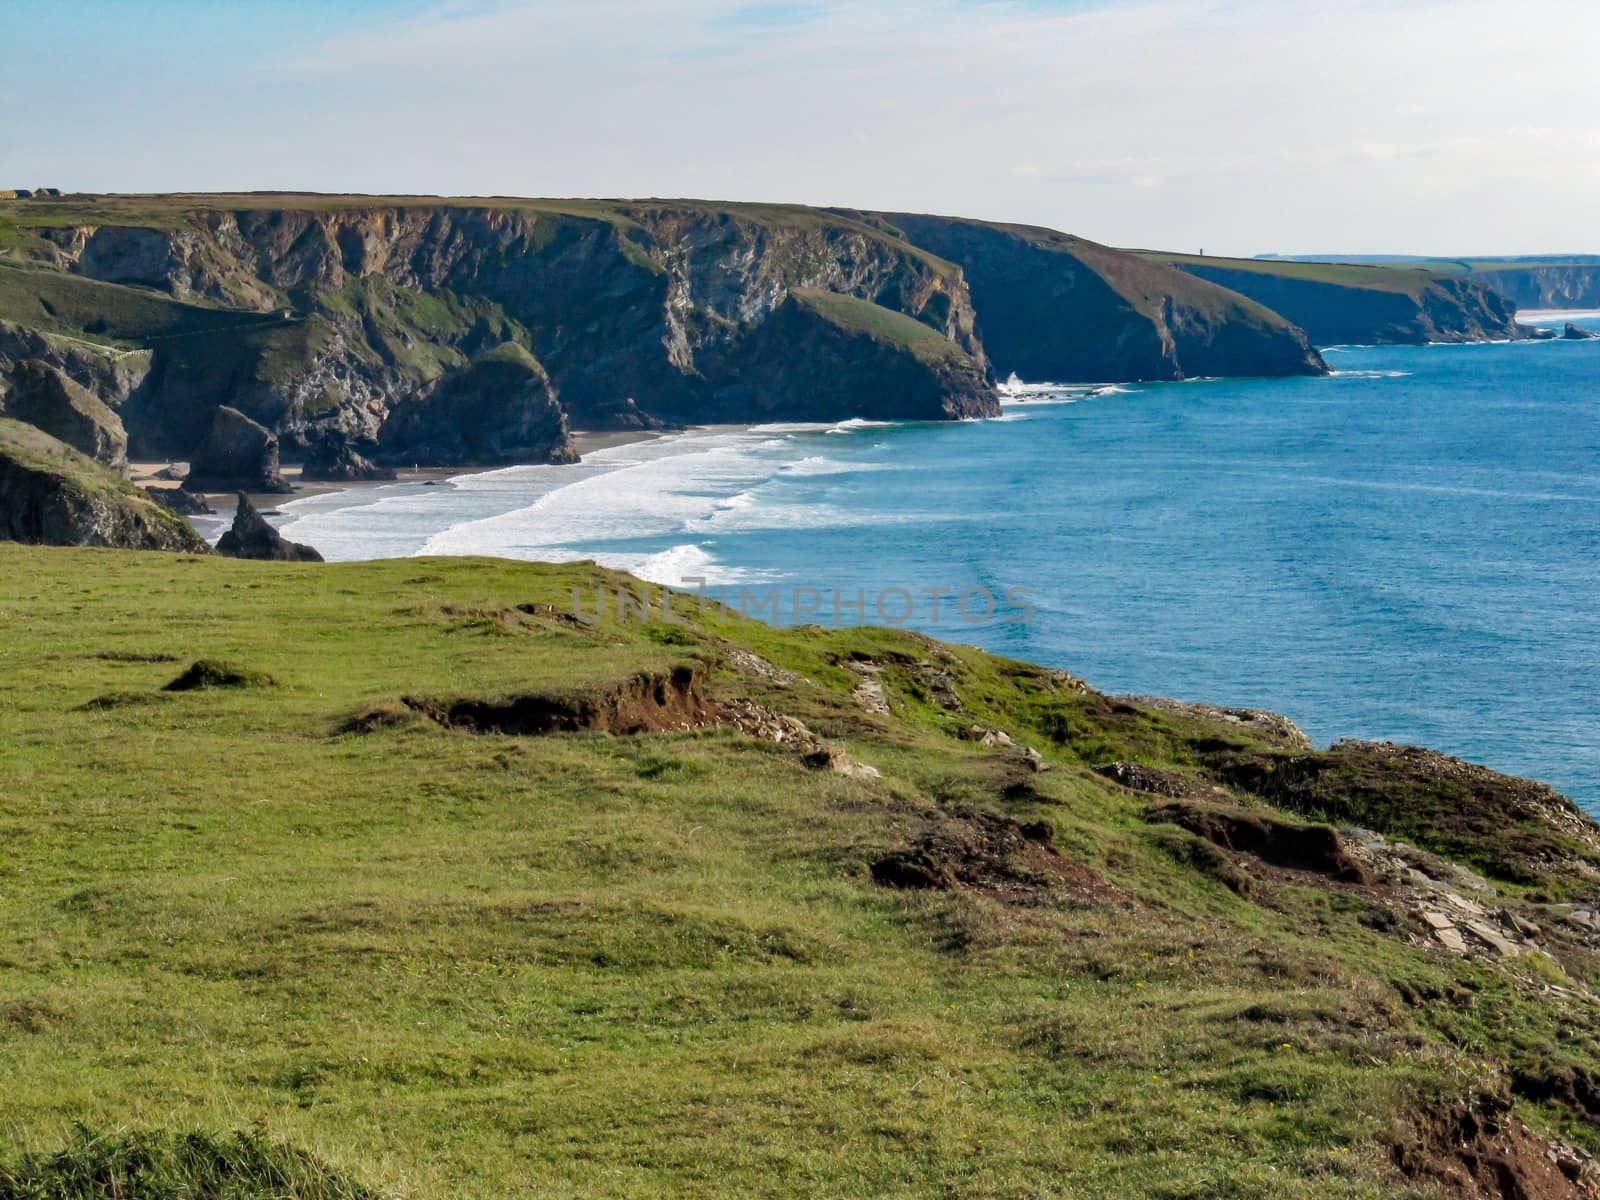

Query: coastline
[[136, 426, 668, 524]]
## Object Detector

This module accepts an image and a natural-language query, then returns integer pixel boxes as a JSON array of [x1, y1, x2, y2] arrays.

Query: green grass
[[1141, 253, 1440, 299], [0, 195, 966, 284], [0, 418, 129, 498], [789, 288, 969, 366], [0, 547, 1595, 1196], [0, 261, 278, 348]]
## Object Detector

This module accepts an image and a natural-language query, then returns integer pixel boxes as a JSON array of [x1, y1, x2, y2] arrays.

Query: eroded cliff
[[868, 213, 1328, 380]]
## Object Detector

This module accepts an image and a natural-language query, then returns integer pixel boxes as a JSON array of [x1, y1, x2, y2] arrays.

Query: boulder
[[185, 406, 289, 493], [1, 360, 128, 471], [215, 493, 323, 562], [1563, 323, 1598, 341], [144, 486, 214, 516]]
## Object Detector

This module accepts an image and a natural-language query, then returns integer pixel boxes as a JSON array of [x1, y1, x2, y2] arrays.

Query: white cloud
[[7, 0, 1599, 254]]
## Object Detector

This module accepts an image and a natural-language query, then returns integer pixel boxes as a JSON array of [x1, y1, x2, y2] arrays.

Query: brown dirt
[[403, 665, 716, 736], [1147, 799, 1369, 884], [1393, 1093, 1600, 1199], [871, 811, 1119, 902]]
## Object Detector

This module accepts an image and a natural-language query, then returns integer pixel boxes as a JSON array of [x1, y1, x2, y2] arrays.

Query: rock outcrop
[[377, 344, 577, 466], [1160, 256, 1527, 345], [1563, 323, 1597, 341], [0, 418, 208, 551], [143, 485, 213, 515], [869, 213, 1328, 380], [215, 493, 322, 562], [184, 405, 289, 494], [300, 433, 396, 482], [0, 359, 128, 471]]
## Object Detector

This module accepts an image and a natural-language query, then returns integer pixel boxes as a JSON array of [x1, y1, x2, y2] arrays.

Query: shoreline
[[133, 426, 669, 523]]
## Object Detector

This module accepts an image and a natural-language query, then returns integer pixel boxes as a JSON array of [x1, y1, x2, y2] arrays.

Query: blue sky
[[4, 0, 1597, 255]]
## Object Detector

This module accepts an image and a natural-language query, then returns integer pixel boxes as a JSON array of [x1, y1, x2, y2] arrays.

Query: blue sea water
[[270, 315, 1600, 810]]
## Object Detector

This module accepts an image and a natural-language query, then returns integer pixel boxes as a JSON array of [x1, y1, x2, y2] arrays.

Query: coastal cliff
[[871, 213, 1329, 380], [1473, 264, 1600, 311], [0, 195, 1364, 480], [1152, 254, 1528, 345], [7, 198, 991, 457]]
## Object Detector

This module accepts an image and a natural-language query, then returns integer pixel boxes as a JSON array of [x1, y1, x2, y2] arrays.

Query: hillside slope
[[4, 547, 1600, 1197], [1148, 253, 1527, 345], [0, 418, 208, 550], [871, 212, 1328, 380]]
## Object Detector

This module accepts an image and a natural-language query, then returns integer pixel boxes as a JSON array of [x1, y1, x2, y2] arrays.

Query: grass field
[[0, 261, 279, 347], [0, 195, 964, 283], [1, 548, 1597, 1197], [1140, 253, 1440, 299], [790, 288, 970, 366]]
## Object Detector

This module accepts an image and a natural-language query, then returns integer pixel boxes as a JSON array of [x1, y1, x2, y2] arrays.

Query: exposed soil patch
[[404, 665, 715, 736], [163, 660, 276, 692], [513, 601, 599, 630], [1147, 799, 1369, 884], [1513, 1065, 1600, 1124], [1393, 1092, 1600, 1199], [75, 690, 172, 712], [335, 702, 423, 737], [871, 811, 1118, 902], [92, 650, 180, 664]]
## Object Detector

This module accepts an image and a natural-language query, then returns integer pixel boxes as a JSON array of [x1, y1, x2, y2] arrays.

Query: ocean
[[267, 314, 1600, 811]]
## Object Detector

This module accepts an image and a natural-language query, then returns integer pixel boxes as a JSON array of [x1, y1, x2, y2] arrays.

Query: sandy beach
[[131, 426, 668, 522]]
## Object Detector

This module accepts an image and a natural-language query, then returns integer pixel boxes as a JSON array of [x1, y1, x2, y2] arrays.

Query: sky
[[3, 0, 1597, 257]]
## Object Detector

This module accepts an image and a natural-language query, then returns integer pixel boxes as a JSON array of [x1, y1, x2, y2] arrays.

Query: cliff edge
[[0, 417, 209, 551]]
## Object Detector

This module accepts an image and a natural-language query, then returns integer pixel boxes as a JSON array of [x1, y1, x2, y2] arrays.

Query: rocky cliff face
[[868, 214, 1328, 381], [38, 203, 989, 442], [1473, 266, 1600, 311], [0, 418, 208, 551], [1168, 260, 1526, 346]]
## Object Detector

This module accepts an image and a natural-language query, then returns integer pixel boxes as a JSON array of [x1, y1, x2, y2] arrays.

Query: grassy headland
[[2, 547, 1600, 1196]]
